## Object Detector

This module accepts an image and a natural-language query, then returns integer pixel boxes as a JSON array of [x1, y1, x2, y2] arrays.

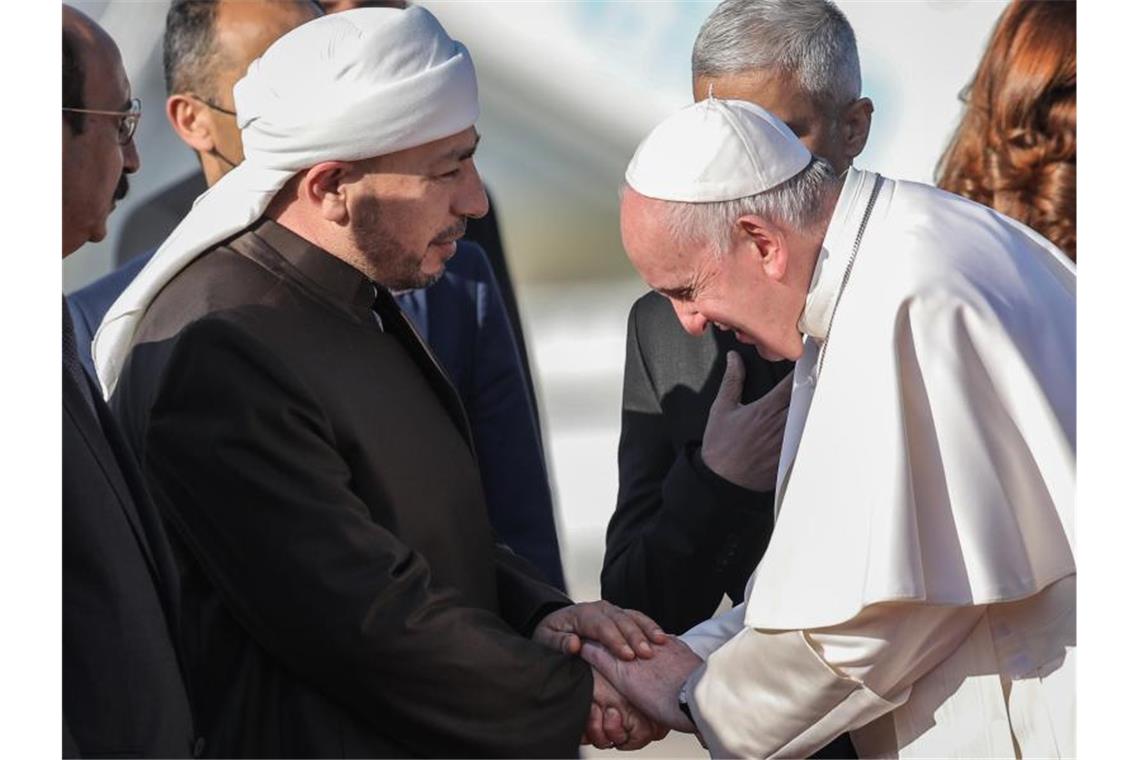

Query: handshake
[[532, 601, 704, 751]]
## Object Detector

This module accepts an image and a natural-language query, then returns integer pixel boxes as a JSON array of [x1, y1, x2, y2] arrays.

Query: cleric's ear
[[166, 94, 215, 154], [299, 161, 354, 223], [736, 214, 789, 282]]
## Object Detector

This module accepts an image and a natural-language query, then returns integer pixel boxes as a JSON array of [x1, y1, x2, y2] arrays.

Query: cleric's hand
[[580, 669, 670, 750], [700, 351, 793, 492], [533, 600, 667, 661], [581, 635, 703, 733]]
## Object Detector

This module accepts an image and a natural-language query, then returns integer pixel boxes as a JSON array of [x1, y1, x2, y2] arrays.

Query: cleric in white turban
[[584, 98, 1075, 759], [91, 6, 669, 757]]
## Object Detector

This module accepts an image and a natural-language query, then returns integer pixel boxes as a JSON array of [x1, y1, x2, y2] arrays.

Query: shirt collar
[[248, 217, 378, 318], [798, 167, 875, 341]]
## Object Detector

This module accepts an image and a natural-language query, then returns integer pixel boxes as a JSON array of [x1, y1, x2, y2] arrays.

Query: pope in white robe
[[585, 98, 1074, 759]]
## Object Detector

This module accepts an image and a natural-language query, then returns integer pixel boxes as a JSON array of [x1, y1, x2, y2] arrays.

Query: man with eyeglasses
[[61, 17, 141, 255], [62, 5, 199, 758]]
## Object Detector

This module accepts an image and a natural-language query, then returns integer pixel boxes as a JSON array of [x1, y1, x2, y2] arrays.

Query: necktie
[[63, 297, 99, 416], [371, 286, 473, 448]]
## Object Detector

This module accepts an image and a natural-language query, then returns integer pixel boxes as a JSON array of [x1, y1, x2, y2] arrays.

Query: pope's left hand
[[581, 635, 703, 733], [534, 601, 667, 661]]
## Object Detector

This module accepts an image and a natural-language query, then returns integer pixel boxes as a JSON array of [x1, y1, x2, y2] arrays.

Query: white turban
[[625, 98, 811, 203], [93, 5, 478, 397]]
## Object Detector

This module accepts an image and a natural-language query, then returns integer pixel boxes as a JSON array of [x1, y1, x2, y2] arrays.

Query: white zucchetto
[[94, 6, 478, 396], [625, 98, 812, 203]]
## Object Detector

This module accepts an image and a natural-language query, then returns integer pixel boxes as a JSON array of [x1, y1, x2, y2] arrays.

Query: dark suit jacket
[[63, 305, 197, 758], [70, 241, 565, 589], [602, 291, 788, 634], [601, 292, 856, 760], [111, 219, 591, 758]]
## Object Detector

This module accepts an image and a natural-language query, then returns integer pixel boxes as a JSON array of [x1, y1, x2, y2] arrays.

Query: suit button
[[193, 736, 206, 757]]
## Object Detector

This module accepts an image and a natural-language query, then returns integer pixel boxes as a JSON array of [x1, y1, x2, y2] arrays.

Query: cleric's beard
[[389, 265, 443, 292], [349, 197, 445, 291]]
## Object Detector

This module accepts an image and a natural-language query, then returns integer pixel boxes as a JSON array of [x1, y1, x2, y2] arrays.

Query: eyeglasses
[[62, 97, 142, 145], [189, 94, 237, 117]]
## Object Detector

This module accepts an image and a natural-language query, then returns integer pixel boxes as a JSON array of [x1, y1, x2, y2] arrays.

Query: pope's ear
[[737, 214, 788, 281], [301, 161, 353, 223], [166, 94, 214, 154]]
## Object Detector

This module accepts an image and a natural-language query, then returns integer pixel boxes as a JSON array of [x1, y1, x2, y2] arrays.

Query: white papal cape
[[680, 169, 1075, 758]]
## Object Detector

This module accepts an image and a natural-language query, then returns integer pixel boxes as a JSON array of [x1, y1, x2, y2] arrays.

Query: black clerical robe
[[111, 219, 592, 758]]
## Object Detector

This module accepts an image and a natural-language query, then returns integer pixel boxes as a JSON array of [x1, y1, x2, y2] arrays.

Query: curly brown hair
[[936, 0, 1075, 262]]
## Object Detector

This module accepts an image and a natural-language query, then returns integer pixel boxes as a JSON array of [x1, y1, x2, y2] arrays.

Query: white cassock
[[679, 168, 1075, 759]]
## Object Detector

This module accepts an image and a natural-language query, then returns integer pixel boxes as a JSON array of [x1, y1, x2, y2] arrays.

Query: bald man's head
[[63, 4, 115, 133], [62, 4, 140, 256]]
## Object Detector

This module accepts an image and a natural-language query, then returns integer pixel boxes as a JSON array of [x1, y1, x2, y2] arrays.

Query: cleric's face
[[347, 127, 489, 291], [619, 189, 806, 362]]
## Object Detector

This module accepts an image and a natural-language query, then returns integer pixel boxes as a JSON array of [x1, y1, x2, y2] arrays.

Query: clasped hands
[[530, 359, 788, 748], [533, 601, 703, 750]]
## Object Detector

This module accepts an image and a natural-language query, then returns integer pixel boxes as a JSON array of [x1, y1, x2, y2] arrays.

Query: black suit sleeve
[[601, 303, 774, 634], [142, 318, 591, 757], [492, 542, 572, 637]]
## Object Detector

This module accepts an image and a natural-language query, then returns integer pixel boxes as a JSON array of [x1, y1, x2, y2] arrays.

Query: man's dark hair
[[163, 0, 222, 98], [163, 1, 323, 98], [63, 26, 85, 132]]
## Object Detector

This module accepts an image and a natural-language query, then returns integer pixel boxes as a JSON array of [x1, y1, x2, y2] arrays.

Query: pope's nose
[[673, 303, 709, 337]]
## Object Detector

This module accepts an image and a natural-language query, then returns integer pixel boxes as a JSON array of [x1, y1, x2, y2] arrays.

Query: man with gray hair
[[589, 98, 1074, 758], [604, 0, 873, 673], [691, 0, 870, 177], [93, 7, 667, 756]]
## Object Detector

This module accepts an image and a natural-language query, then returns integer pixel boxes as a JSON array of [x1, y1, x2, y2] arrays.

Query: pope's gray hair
[[636, 157, 838, 256], [692, 0, 861, 110]]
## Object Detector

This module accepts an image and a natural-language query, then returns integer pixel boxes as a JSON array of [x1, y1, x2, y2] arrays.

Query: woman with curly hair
[[937, 0, 1075, 262]]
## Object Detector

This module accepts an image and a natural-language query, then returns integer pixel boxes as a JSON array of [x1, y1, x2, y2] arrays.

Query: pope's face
[[620, 190, 805, 362], [62, 30, 140, 256], [694, 69, 852, 175], [348, 127, 489, 291]]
